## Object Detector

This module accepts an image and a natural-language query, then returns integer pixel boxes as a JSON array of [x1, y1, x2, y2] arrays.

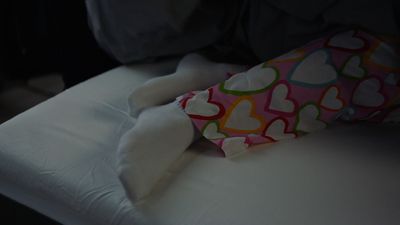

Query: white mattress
[[0, 59, 399, 225]]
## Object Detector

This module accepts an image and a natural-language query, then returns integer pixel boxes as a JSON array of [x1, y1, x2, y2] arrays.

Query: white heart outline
[[341, 55, 366, 79], [220, 64, 279, 95], [267, 82, 297, 115], [295, 103, 327, 133], [326, 30, 367, 51], [352, 77, 386, 108], [289, 50, 338, 87], [221, 137, 249, 158], [319, 86, 344, 111], [264, 118, 296, 141], [202, 122, 227, 140], [184, 89, 224, 119], [222, 98, 265, 133]]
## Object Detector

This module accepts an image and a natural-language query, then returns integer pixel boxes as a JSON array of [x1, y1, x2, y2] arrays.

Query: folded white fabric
[[117, 54, 246, 200], [117, 102, 196, 201]]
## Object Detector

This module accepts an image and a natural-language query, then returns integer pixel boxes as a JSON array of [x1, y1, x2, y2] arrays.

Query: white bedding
[[0, 59, 399, 225]]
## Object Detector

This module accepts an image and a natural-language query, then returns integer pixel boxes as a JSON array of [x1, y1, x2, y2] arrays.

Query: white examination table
[[0, 59, 399, 225]]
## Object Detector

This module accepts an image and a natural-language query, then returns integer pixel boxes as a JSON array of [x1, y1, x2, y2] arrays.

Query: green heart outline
[[340, 55, 367, 80], [294, 102, 328, 133]]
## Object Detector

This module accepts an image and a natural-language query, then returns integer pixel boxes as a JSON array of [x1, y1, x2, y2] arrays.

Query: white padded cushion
[[0, 58, 399, 225]]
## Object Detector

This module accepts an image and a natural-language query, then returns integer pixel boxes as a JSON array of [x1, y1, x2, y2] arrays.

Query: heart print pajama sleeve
[[178, 30, 400, 157]]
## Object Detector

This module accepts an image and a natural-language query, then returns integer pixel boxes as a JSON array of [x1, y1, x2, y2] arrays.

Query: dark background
[[0, 1, 117, 224], [0, 0, 119, 88]]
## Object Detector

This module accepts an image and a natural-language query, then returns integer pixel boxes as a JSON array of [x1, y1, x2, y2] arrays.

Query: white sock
[[117, 101, 197, 200], [128, 53, 246, 116]]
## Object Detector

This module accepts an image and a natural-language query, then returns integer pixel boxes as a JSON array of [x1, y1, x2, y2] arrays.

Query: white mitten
[[128, 53, 246, 116], [117, 102, 196, 200]]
